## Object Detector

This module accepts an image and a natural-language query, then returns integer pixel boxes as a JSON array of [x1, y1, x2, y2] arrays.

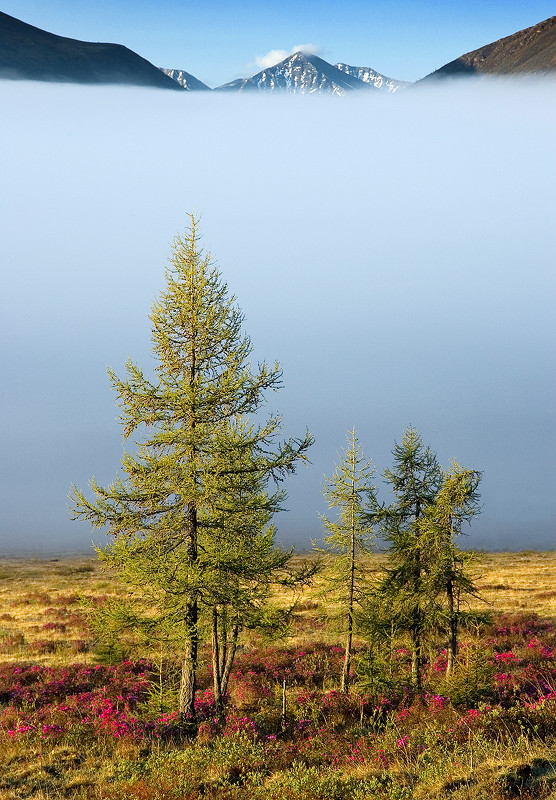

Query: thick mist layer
[[1, 79, 554, 554]]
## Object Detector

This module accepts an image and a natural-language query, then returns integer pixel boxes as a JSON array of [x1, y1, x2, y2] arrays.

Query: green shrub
[[94, 640, 131, 665], [263, 762, 411, 800], [439, 646, 495, 708]]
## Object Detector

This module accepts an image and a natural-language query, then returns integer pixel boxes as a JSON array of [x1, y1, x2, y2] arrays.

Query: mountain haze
[[216, 51, 375, 94], [0, 11, 182, 89], [423, 16, 556, 79]]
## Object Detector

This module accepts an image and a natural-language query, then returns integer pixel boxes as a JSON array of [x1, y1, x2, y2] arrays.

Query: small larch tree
[[316, 429, 378, 693], [70, 216, 313, 732], [379, 427, 443, 691], [417, 462, 482, 674]]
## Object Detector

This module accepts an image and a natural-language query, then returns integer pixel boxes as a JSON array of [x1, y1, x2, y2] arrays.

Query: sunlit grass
[[0, 551, 555, 798]]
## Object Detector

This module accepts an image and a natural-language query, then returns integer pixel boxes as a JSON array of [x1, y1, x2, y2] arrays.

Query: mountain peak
[[216, 51, 375, 94], [335, 63, 410, 92], [159, 68, 210, 91]]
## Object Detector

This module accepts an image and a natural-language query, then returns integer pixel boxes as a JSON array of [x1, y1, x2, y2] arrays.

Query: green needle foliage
[[316, 429, 378, 693], [376, 430, 482, 691], [201, 418, 316, 719], [70, 216, 313, 731], [379, 427, 443, 691], [417, 462, 482, 673]]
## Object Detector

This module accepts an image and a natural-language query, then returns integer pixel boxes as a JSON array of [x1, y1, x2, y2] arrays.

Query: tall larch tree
[[317, 429, 378, 693], [70, 216, 313, 732]]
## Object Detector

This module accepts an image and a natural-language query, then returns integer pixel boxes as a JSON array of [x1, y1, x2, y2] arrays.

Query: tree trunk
[[218, 607, 227, 678], [341, 493, 356, 694], [211, 607, 240, 722], [212, 606, 223, 717], [281, 678, 287, 731], [411, 504, 423, 693], [341, 612, 353, 694], [221, 620, 239, 698], [446, 576, 457, 675], [411, 616, 422, 693], [179, 499, 198, 734], [410, 543, 423, 693], [179, 595, 198, 733]]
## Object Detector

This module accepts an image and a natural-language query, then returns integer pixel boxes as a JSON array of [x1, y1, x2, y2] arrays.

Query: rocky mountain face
[[160, 68, 209, 91], [423, 16, 556, 79], [215, 51, 375, 95], [335, 63, 409, 92], [0, 11, 182, 89]]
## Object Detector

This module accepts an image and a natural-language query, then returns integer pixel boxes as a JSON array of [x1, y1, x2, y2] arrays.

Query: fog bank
[[1, 79, 554, 554]]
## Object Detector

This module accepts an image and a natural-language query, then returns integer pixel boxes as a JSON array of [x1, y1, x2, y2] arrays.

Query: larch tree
[[200, 418, 315, 719], [317, 429, 378, 693], [379, 427, 443, 692], [417, 462, 481, 674], [70, 216, 313, 732]]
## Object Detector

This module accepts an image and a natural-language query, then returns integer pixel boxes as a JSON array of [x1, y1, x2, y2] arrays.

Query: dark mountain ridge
[[423, 16, 556, 79], [0, 10, 182, 89]]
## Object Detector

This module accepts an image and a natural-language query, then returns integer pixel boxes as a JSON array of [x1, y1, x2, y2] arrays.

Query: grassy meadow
[[0, 551, 555, 799]]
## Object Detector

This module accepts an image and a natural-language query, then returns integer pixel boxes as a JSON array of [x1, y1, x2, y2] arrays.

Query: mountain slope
[[216, 51, 375, 95], [423, 16, 556, 79], [160, 68, 210, 91], [335, 63, 409, 92], [0, 11, 183, 89]]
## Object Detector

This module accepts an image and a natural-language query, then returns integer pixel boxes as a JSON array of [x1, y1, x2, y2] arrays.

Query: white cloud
[[291, 43, 321, 57], [254, 43, 322, 71], [255, 49, 290, 70]]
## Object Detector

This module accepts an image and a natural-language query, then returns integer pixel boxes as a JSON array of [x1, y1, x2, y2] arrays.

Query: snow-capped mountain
[[216, 51, 375, 95], [159, 68, 210, 90], [4, 8, 552, 95], [335, 63, 410, 93]]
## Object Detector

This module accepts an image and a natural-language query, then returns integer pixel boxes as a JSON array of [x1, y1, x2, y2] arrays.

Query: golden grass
[[470, 550, 556, 617], [0, 550, 555, 662], [0, 556, 118, 665], [283, 551, 556, 645]]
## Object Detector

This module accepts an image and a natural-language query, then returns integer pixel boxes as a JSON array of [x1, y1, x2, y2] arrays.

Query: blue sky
[[2, 1, 556, 85]]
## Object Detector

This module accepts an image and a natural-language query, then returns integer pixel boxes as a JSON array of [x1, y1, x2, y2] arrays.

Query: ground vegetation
[[0, 553, 555, 799]]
